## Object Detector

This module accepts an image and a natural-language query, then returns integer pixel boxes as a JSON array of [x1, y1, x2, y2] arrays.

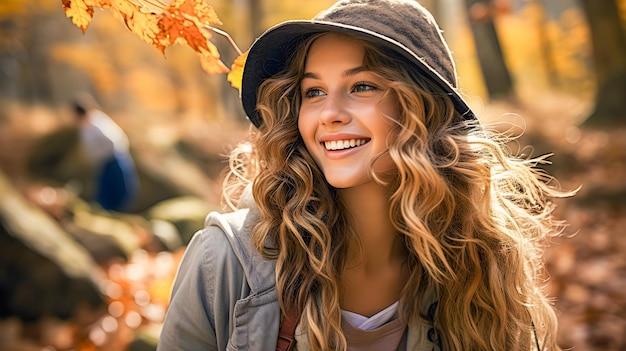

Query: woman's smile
[[323, 138, 371, 151]]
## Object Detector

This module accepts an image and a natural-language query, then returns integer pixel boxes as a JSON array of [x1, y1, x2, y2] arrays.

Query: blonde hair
[[223, 33, 570, 351]]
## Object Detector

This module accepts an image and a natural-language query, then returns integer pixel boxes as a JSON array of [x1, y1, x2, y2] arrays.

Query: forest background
[[0, 0, 625, 350]]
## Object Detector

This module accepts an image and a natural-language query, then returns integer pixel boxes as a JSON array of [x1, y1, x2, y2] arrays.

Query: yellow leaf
[[126, 9, 162, 47], [89, 0, 112, 8], [127, 0, 171, 14], [62, 0, 94, 32], [106, 0, 166, 53], [227, 50, 247, 91], [109, 0, 137, 16], [198, 42, 229, 75]]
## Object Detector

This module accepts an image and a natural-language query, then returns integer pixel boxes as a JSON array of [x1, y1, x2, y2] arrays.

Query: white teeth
[[323, 138, 369, 150]]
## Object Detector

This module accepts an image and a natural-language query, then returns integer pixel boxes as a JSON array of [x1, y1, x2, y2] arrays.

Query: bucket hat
[[241, 0, 475, 128]]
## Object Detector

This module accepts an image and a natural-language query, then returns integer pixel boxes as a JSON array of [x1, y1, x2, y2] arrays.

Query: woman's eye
[[303, 88, 325, 98], [352, 82, 378, 93]]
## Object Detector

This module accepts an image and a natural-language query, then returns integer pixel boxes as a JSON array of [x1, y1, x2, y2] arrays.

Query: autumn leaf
[[110, 0, 137, 16], [181, 22, 211, 53], [227, 50, 247, 91], [62, 0, 94, 32], [61, 0, 234, 77], [198, 42, 229, 75], [93, 0, 113, 7], [156, 14, 184, 45], [128, 0, 171, 14], [175, 0, 221, 26], [123, 7, 164, 51]]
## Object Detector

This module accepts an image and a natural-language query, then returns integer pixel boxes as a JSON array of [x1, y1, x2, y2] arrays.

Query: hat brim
[[241, 20, 475, 128]]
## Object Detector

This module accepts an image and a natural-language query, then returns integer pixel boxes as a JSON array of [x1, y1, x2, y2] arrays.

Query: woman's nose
[[319, 93, 351, 126]]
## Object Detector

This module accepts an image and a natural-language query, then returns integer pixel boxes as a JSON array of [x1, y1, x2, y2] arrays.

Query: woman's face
[[298, 33, 399, 189]]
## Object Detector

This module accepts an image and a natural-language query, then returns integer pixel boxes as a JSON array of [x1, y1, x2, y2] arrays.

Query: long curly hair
[[223, 33, 570, 351]]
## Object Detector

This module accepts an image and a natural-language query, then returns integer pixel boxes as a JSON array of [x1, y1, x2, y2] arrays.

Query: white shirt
[[341, 301, 399, 330], [80, 110, 129, 167]]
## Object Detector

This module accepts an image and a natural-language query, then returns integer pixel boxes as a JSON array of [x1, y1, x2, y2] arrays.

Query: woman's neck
[[339, 183, 405, 269], [338, 183, 410, 317]]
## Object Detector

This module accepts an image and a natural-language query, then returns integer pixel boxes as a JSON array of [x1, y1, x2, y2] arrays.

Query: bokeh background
[[1, 0, 625, 350]]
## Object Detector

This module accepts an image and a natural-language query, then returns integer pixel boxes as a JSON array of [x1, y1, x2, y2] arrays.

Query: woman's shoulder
[[194, 207, 276, 294]]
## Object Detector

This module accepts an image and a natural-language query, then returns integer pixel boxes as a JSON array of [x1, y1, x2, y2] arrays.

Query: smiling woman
[[157, 1, 572, 350]]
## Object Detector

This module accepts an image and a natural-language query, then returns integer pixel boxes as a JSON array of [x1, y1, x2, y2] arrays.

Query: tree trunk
[[579, 0, 626, 127], [534, 0, 559, 87], [248, 0, 265, 38], [463, 0, 514, 100]]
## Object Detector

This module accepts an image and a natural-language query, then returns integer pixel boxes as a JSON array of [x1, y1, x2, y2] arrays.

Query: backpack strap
[[532, 320, 543, 350], [276, 306, 300, 351]]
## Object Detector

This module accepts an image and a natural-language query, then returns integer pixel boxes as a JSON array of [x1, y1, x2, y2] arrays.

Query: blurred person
[[158, 0, 572, 350], [71, 92, 139, 212]]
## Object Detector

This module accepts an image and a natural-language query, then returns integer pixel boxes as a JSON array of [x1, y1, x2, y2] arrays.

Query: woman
[[158, 0, 569, 350]]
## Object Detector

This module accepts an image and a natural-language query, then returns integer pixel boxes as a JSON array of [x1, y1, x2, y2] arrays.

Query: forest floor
[[0, 91, 625, 350]]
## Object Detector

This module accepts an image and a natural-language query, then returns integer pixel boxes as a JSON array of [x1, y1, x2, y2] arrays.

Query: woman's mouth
[[323, 138, 371, 151]]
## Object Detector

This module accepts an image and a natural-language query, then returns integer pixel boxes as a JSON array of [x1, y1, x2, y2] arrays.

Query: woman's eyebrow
[[343, 66, 367, 77], [302, 66, 367, 80]]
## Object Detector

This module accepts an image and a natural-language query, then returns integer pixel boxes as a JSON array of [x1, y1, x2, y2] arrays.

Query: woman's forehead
[[304, 33, 368, 71]]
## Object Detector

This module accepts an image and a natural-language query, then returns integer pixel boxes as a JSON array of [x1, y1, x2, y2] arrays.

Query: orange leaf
[[227, 50, 247, 91], [179, 19, 211, 52], [61, 0, 234, 77], [62, 0, 94, 32], [157, 13, 183, 45], [175, 0, 221, 26], [198, 42, 229, 75], [157, 5, 212, 53]]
